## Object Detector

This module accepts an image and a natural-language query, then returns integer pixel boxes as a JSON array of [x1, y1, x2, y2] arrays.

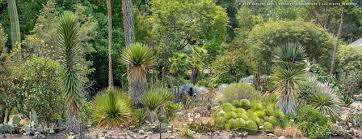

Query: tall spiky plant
[[121, 43, 154, 106], [273, 42, 306, 115], [57, 12, 83, 134], [7, 0, 21, 60]]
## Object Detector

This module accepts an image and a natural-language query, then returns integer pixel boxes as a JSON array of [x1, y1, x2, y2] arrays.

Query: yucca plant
[[121, 43, 155, 106], [298, 76, 342, 120], [273, 42, 306, 115], [142, 88, 172, 123], [93, 89, 132, 128], [58, 12, 83, 133]]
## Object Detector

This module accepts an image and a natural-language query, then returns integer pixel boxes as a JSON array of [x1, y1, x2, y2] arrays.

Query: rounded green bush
[[238, 113, 248, 120], [266, 116, 278, 126], [216, 110, 226, 117], [221, 83, 260, 103], [263, 122, 273, 130], [235, 118, 246, 128], [232, 100, 241, 107], [251, 101, 263, 110], [239, 99, 251, 109], [236, 108, 246, 114], [222, 103, 235, 112], [245, 120, 258, 134], [255, 111, 266, 119], [226, 119, 237, 130], [224, 111, 237, 120]]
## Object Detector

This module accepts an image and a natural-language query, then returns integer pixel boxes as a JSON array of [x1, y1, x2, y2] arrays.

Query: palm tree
[[107, 0, 114, 89], [273, 42, 306, 115], [58, 12, 83, 134], [7, 0, 21, 60], [121, 43, 154, 106]]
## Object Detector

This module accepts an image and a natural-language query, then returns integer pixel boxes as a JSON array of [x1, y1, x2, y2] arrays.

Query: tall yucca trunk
[[128, 66, 147, 106], [122, 0, 138, 104], [7, 0, 21, 60], [59, 12, 83, 134], [107, 0, 114, 89]]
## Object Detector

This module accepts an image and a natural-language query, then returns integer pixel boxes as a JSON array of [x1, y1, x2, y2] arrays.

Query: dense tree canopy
[[248, 21, 336, 73]]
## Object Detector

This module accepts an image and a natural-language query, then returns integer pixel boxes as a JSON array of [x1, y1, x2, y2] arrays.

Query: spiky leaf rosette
[[273, 42, 306, 115], [57, 12, 83, 115], [93, 89, 132, 128], [142, 88, 172, 111], [121, 43, 154, 81]]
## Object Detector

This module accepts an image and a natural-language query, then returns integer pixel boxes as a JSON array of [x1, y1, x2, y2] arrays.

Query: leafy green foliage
[[248, 21, 335, 73], [211, 48, 253, 84], [0, 23, 6, 52], [221, 83, 260, 103], [16, 56, 64, 124], [148, 0, 228, 49], [295, 105, 332, 139], [337, 45, 362, 95], [272, 43, 306, 115], [92, 89, 132, 128]]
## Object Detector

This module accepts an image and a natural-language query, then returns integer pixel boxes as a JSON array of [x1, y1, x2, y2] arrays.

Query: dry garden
[[1, 0, 362, 139]]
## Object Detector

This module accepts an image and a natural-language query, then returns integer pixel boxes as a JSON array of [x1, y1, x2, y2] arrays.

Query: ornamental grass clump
[[142, 88, 173, 123], [92, 89, 133, 128]]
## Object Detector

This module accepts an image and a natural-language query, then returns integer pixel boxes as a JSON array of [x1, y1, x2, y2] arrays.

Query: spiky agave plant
[[121, 43, 154, 106], [58, 12, 83, 133], [273, 42, 306, 115], [93, 89, 132, 128], [310, 82, 342, 120], [142, 88, 172, 123]]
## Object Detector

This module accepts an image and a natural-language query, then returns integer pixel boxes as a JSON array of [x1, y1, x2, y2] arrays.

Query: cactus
[[7, 0, 21, 60]]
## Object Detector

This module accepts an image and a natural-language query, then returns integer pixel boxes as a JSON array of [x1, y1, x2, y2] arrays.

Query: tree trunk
[[7, 0, 21, 60], [107, 0, 113, 90], [330, 10, 343, 75], [66, 112, 81, 134], [128, 66, 147, 107], [122, 0, 135, 47], [191, 65, 198, 85]]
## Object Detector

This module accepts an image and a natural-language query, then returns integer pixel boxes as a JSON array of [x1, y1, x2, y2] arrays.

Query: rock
[[239, 75, 255, 84], [139, 129, 145, 135], [267, 133, 275, 137], [217, 84, 229, 93], [278, 136, 286, 139]]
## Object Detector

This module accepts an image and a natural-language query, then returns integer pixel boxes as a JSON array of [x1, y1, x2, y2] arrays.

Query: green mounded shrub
[[263, 122, 273, 130], [92, 89, 133, 128], [295, 105, 332, 139], [239, 99, 251, 109], [214, 98, 288, 133], [221, 83, 260, 103]]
